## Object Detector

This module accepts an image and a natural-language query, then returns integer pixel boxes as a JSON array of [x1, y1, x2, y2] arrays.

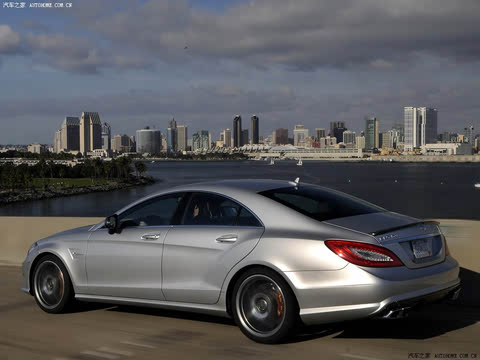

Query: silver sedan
[[22, 179, 460, 343]]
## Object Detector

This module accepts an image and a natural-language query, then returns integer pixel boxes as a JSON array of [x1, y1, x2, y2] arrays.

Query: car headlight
[[27, 242, 38, 255]]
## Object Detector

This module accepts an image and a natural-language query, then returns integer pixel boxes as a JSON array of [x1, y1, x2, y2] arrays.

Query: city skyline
[[1, 0, 480, 144]]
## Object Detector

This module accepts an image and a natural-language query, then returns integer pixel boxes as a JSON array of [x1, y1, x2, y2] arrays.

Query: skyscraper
[[59, 116, 80, 152], [342, 130, 356, 145], [314, 128, 326, 141], [222, 128, 232, 148], [177, 125, 188, 152], [192, 130, 210, 151], [365, 116, 379, 150], [80, 112, 102, 155], [101, 122, 111, 152], [251, 115, 259, 145], [418, 107, 438, 145], [329, 121, 345, 137], [404, 107, 438, 151], [167, 118, 177, 153], [241, 129, 249, 146], [54, 130, 62, 153], [293, 125, 309, 146], [233, 115, 242, 148], [136, 127, 161, 155], [113, 134, 136, 154], [274, 128, 288, 145], [465, 125, 474, 144]]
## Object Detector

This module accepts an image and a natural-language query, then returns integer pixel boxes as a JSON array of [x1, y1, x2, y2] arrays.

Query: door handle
[[141, 233, 160, 241], [216, 234, 238, 243]]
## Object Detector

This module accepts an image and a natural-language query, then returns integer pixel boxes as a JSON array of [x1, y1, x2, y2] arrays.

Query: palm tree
[[134, 161, 147, 177]]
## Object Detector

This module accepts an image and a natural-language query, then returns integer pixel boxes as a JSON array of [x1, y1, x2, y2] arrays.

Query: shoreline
[[0, 176, 156, 205]]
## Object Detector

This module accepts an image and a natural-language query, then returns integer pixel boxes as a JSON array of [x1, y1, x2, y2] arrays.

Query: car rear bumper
[[284, 255, 460, 325]]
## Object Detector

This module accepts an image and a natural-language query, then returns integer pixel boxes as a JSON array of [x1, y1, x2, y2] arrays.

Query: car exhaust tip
[[382, 306, 411, 319]]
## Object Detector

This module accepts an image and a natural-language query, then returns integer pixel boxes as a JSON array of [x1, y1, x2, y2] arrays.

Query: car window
[[237, 207, 262, 227], [260, 185, 384, 222], [182, 192, 261, 227], [118, 192, 186, 228]]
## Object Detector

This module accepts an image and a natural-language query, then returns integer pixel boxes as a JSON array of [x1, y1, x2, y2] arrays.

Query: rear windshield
[[259, 185, 384, 222]]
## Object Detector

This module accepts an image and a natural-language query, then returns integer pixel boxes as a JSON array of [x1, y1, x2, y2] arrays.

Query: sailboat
[[297, 158, 303, 166], [268, 158, 275, 165]]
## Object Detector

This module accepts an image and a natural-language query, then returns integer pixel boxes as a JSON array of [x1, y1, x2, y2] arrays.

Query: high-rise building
[[365, 116, 379, 150], [392, 123, 405, 143], [101, 122, 111, 152], [136, 127, 162, 155], [167, 118, 177, 153], [113, 134, 136, 154], [342, 130, 356, 145], [274, 128, 288, 145], [419, 107, 438, 145], [177, 125, 188, 152], [319, 136, 337, 148], [404, 107, 438, 151], [55, 116, 81, 153], [241, 129, 249, 146], [233, 115, 242, 148], [332, 124, 347, 144], [465, 125, 474, 144], [192, 130, 210, 151], [314, 128, 326, 141], [293, 125, 309, 146], [356, 136, 366, 150], [329, 121, 345, 137], [222, 128, 232, 148], [251, 115, 259, 144], [54, 130, 62, 153], [80, 112, 102, 155]]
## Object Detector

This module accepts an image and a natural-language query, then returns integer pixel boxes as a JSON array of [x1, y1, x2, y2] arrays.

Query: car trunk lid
[[324, 212, 446, 269]]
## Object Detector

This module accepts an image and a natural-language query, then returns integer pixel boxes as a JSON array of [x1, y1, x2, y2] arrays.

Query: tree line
[[0, 157, 148, 191]]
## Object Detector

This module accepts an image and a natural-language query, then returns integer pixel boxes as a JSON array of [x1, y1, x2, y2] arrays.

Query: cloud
[[23, 32, 153, 73], [87, 0, 480, 70], [0, 25, 22, 54]]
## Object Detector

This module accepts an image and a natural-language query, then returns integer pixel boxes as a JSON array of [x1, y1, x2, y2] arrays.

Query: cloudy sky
[[1, 0, 479, 144]]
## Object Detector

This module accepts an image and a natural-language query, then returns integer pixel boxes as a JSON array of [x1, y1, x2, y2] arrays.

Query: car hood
[[37, 225, 94, 244], [323, 211, 421, 236]]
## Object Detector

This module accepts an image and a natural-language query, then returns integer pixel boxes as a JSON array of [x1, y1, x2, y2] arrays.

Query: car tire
[[33, 255, 74, 313], [232, 267, 299, 344]]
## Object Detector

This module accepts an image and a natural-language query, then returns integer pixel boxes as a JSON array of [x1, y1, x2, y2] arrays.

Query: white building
[[28, 143, 47, 154], [421, 143, 473, 155], [293, 125, 309, 147], [343, 130, 356, 145], [356, 136, 366, 150], [404, 107, 438, 151]]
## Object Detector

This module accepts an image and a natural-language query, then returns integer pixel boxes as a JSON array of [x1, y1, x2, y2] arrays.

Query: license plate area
[[411, 238, 433, 259]]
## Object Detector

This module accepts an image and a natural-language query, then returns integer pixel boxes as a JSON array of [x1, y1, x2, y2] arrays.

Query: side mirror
[[105, 214, 118, 234]]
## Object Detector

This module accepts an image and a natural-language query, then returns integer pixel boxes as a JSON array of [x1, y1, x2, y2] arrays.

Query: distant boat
[[268, 158, 275, 165], [151, 161, 155, 163], [475, 183, 480, 189], [297, 158, 303, 166]]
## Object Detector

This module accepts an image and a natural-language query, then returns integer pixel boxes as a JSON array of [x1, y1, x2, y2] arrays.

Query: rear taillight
[[325, 240, 404, 267]]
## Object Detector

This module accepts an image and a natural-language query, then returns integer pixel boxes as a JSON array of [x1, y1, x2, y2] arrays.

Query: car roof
[[166, 179, 298, 194]]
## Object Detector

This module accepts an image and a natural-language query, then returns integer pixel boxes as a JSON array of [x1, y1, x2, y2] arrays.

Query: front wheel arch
[[29, 252, 73, 296]]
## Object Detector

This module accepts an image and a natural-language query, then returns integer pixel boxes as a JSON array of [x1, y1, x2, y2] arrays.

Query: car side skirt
[[74, 293, 230, 318]]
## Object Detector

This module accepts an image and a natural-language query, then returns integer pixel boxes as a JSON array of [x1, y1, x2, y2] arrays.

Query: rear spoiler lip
[[370, 220, 440, 236]]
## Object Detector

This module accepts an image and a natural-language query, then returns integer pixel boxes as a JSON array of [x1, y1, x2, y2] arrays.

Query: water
[[0, 161, 479, 220]]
